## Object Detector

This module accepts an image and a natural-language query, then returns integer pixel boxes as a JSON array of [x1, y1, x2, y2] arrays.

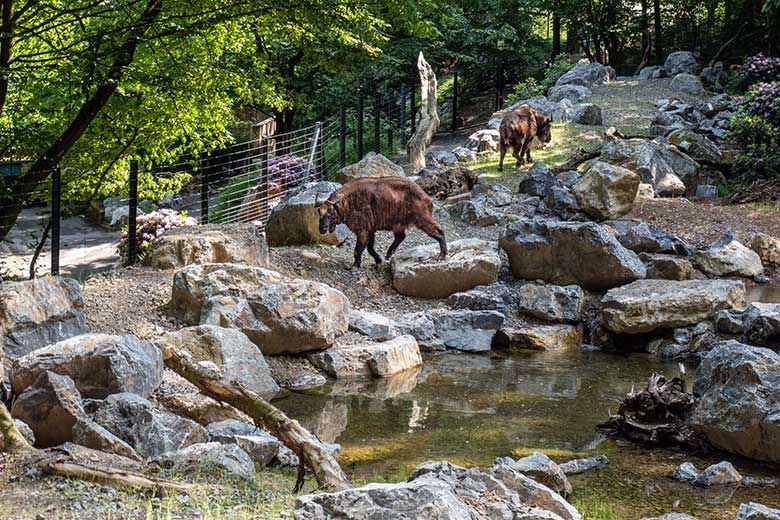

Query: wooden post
[[50, 167, 60, 276], [339, 107, 347, 168], [127, 160, 138, 265], [316, 121, 325, 180], [406, 52, 440, 171]]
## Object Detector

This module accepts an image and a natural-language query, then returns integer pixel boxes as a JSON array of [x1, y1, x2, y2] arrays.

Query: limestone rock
[[556, 60, 610, 88], [495, 324, 581, 351], [516, 284, 584, 323], [641, 253, 696, 281], [206, 420, 281, 467], [308, 335, 422, 378], [348, 310, 398, 341], [518, 162, 561, 198], [619, 223, 694, 256], [155, 442, 255, 481], [415, 166, 478, 199], [72, 419, 141, 461], [601, 279, 745, 334], [667, 129, 723, 163], [548, 84, 591, 104], [572, 161, 639, 220], [742, 303, 780, 347], [567, 103, 603, 125], [672, 73, 705, 95], [496, 452, 573, 497], [157, 391, 250, 426], [391, 238, 501, 299], [335, 152, 405, 184], [558, 455, 609, 475], [145, 224, 268, 269], [671, 462, 699, 482], [10, 333, 163, 398], [0, 277, 87, 359], [734, 503, 780, 520], [452, 146, 477, 163], [397, 309, 504, 352], [694, 233, 764, 278], [715, 308, 745, 334], [665, 51, 699, 76], [500, 219, 646, 290], [155, 326, 279, 400], [694, 461, 743, 487], [265, 182, 348, 246], [465, 129, 500, 152], [690, 342, 780, 464], [447, 283, 517, 311], [750, 233, 780, 266]]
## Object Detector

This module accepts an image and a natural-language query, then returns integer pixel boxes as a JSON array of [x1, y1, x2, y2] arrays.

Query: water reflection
[[746, 283, 780, 304]]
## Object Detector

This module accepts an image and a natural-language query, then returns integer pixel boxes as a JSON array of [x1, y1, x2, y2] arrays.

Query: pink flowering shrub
[[730, 82, 780, 180], [731, 54, 780, 92], [118, 208, 196, 263]]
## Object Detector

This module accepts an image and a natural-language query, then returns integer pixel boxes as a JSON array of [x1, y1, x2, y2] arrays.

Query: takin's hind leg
[[417, 219, 447, 260], [366, 231, 382, 267], [522, 139, 533, 163], [385, 230, 406, 259], [512, 143, 524, 168], [498, 143, 507, 172]]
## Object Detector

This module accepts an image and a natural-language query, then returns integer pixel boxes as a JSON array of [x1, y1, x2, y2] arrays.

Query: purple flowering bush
[[730, 82, 780, 180], [118, 208, 196, 263], [268, 154, 308, 188], [730, 54, 780, 92]]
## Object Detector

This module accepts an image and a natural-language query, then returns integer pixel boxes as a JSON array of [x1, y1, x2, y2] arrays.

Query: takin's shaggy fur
[[318, 177, 447, 268], [498, 104, 552, 171]]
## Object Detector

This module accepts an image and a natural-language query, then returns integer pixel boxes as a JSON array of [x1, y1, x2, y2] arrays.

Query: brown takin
[[317, 177, 447, 268], [498, 104, 552, 171]]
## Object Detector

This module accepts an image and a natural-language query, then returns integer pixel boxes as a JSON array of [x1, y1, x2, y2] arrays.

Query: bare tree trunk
[[552, 12, 561, 56], [161, 345, 353, 492], [48, 462, 193, 496], [654, 0, 663, 63], [0, 403, 33, 453], [407, 52, 439, 172]]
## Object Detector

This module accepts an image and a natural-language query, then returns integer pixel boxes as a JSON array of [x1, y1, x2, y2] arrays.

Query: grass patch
[[575, 499, 625, 520]]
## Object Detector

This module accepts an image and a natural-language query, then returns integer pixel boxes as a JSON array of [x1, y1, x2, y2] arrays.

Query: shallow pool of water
[[276, 349, 780, 519]]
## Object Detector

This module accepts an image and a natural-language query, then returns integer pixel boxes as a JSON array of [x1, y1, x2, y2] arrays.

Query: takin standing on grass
[[498, 104, 553, 171], [317, 177, 447, 269]]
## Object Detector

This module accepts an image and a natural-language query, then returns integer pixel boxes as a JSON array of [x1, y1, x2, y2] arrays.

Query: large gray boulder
[[572, 161, 639, 220], [734, 503, 780, 520], [155, 442, 255, 481], [495, 452, 572, 497], [667, 129, 723, 163], [294, 460, 581, 520], [347, 310, 398, 341], [548, 84, 591, 104], [206, 419, 282, 467], [566, 103, 603, 125], [694, 233, 764, 278], [555, 60, 610, 88], [391, 239, 501, 299], [516, 284, 584, 323], [742, 303, 780, 347], [601, 279, 745, 334], [465, 129, 500, 152], [499, 219, 646, 290], [494, 324, 581, 351], [641, 253, 696, 281], [672, 73, 705, 96], [447, 284, 517, 311], [518, 162, 561, 198], [0, 277, 87, 359], [397, 309, 504, 352], [265, 181, 347, 246], [664, 51, 699, 76], [750, 233, 780, 266], [155, 326, 279, 400], [170, 264, 350, 355], [144, 224, 269, 269], [335, 152, 405, 184], [87, 392, 208, 458], [308, 335, 422, 378], [10, 333, 163, 398], [618, 222, 694, 256], [690, 342, 780, 464]]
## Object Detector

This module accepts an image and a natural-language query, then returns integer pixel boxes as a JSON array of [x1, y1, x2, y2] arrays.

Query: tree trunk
[[565, 21, 578, 53], [552, 12, 561, 57], [640, 0, 650, 59], [161, 345, 353, 492], [654, 0, 663, 63], [0, 403, 33, 453], [0, 0, 163, 242], [407, 52, 439, 172]]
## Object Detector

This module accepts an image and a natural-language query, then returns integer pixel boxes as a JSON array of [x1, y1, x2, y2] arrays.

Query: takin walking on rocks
[[498, 104, 553, 171], [317, 177, 447, 269]]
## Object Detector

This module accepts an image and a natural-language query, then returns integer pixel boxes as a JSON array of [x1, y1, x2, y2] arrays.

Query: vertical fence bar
[[356, 93, 364, 160], [452, 71, 459, 133], [50, 167, 61, 276], [259, 140, 270, 224], [316, 121, 325, 179], [339, 107, 347, 168], [410, 82, 416, 134], [373, 93, 381, 154], [127, 160, 138, 265], [200, 153, 209, 225], [400, 85, 407, 147], [495, 61, 505, 111], [387, 94, 394, 151], [304, 122, 321, 183]]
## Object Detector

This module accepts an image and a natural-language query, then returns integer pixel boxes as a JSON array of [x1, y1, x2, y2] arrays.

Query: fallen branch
[[709, 21, 749, 68], [0, 403, 34, 453], [161, 346, 353, 492], [48, 462, 193, 496], [551, 147, 602, 174]]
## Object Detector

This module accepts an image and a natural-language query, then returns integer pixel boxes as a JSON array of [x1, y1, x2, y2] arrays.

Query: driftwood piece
[[48, 462, 193, 496], [161, 346, 353, 492], [551, 147, 602, 174], [725, 178, 780, 205], [0, 403, 33, 453], [407, 52, 440, 171], [598, 373, 709, 450]]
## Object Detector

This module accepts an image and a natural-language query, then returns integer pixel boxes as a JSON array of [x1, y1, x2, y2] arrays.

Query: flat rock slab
[[0, 277, 87, 359], [494, 324, 581, 351], [308, 335, 422, 378], [601, 279, 745, 334], [335, 152, 405, 184], [145, 223, 269, 269], [10, 333, 163, 398], [391, 238, 501, 298], [155, 442, 255, 481], [500, 218, 645, 290], [397, 309, 504, 352], [694, 234, 764, 278]]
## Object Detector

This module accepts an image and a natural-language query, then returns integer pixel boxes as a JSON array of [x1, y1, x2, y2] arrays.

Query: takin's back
[[499, 104, 538, 144], [337, 176, 435, 231]]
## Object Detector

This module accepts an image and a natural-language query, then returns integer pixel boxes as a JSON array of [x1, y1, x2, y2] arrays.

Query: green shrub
[[729, 82, 780, 183], [210, 172, 258, 224], [504, 54, 577, 106]]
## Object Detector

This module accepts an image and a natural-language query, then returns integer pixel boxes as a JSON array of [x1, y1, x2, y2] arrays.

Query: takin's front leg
[[366, 231, 382, 267], [522, 138, 533, 164], [512, 142, 524, 168], [385, 230, 407, 259], [352, 230, 368, 269]]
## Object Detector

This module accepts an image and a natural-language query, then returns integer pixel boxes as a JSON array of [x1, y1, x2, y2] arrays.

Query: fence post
[[128, 160, 138, 265], [374, 93, 381, 154], [356, 93, 364, 160], [50, 167, 61, 276], [339, 107, 347, 168], [400, 85, 407, 147], [200, 153, 209, 225], [304, 122, 321, 183], [316, 121, 325, 179], [387, 94, 394, 151], [259, 140, 270, 223], [495, 61, 505, 111], [410, 81, 416, 134], [452, 70, 459, 133]]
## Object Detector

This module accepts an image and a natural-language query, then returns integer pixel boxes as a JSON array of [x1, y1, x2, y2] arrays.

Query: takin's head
[[536, 114, 553, 144], [316, 192, 342, 235]]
